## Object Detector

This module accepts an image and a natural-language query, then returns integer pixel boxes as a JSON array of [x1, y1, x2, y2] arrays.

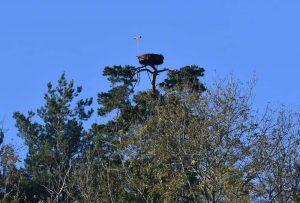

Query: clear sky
[[1, 1, 300, 155]]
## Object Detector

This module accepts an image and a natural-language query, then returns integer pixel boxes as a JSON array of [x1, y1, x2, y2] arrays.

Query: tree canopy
[[0, 64, 299, 202]]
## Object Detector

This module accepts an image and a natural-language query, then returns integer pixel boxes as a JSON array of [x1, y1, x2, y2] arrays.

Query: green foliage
[[13, 73, 93, 201], [159, 65, 206, 92], [6, 64, 300, 202], [0, 128, 23, 202], [103, 65, 137, 85], [93, 64, 207, 202], [98, 66, 136, 117], [122, 80, 256, 202]]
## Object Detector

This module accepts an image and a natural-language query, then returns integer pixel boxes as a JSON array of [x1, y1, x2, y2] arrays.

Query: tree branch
[[136, 68, 153, 74]]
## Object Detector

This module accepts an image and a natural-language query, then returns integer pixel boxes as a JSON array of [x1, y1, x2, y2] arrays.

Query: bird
[[133, 35, 142, 40], [133, 35, 142, 56]]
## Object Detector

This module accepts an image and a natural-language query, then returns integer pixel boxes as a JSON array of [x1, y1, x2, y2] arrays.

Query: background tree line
[[1, 65, 300, 202]]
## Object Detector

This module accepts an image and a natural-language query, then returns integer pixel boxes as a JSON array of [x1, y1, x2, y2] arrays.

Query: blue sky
[[1, 1, 300, 156]]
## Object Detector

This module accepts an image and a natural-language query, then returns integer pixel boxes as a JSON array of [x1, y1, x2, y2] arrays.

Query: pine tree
[[93, 64, 206, 201], [13, 73, 93, 202]]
